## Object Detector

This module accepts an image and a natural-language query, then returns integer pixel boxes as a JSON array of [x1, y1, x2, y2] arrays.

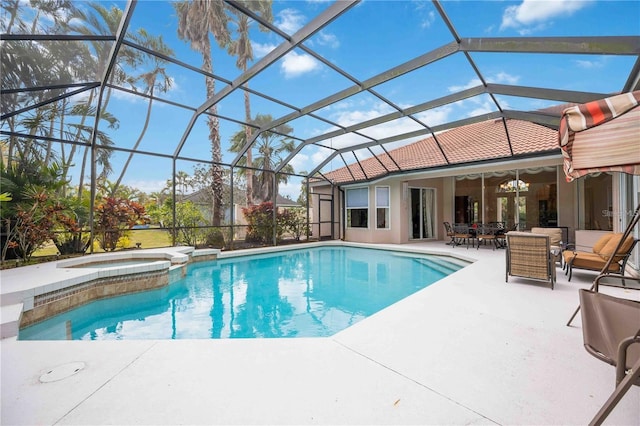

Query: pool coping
[[0, 242, 472, 339]]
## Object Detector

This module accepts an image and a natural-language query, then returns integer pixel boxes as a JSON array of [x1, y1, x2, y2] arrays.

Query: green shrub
[[279, 208, 308, 241], [94, 196, 148, 251], [242, 202, 285, 244]]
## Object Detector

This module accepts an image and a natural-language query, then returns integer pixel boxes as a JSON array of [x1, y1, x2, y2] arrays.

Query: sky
[[9, 0, 640, 201]]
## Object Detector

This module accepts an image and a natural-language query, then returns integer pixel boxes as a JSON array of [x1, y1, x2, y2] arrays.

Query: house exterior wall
[[343, 180, 406, 244], [312, 156, 571, 244], [310, 159, 638, 277], [310, 156, 638, 261], [310, 185, 341, 240]]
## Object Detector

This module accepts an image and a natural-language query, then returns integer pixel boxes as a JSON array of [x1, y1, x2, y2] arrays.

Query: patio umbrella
[[559, 91, 640, 425], [561, 90, 640, 318], [559, 90, 640, 182]]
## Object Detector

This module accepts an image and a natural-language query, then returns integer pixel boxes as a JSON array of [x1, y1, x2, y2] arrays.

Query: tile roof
[[320, 118, 559, 184]]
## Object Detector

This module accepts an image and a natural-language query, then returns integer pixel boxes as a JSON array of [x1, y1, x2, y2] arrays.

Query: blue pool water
[[19, 246, 464, 340]]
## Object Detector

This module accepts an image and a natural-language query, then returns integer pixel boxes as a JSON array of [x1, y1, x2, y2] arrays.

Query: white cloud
[[326, 101, 394, 126], [281, 51, 321, 78], [447, 72, 519, 93], [468, 100, 498, 117], [316, 31, 340, 49], [312, 150, 330, 166], [421, 11, 436, 29], [486, 72, 520, 85], [575, 58, 604, 69], [124, 179, 167, 194], [288, 152, 309, 174], [500, 0, 589, 32], [252, 42, 276, 59], [304, 101, 454, 155], [361, 118, 424, 141], [332, 109, 384, 127], [414, 105, 453, 127], [278, 180, 301, 201], [276, 8, 306, 34], [448, 77, 482, 93], [411, 0, 435, 29], [112, 88, 146, 104]]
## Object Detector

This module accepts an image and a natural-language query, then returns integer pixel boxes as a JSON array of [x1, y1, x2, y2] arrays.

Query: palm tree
[[174, 0, 230, 227], [0, 0, 84, 172], [1, 0, 21, 33], [175, 171, 192, 197], [67, 2, 139, 201], [111, 29, 175, 195], [229, 113, 295, 204], [226, 0, 273, 206]]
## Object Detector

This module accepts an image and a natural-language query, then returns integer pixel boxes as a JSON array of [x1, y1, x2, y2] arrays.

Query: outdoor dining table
[[453, 223, 506, 249]]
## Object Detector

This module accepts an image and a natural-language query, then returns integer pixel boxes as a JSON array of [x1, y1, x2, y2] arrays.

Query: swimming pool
[[19, 246, 466, 340]]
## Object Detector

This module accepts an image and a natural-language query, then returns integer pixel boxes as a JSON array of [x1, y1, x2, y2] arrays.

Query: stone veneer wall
[[20, 270, 169, 328]]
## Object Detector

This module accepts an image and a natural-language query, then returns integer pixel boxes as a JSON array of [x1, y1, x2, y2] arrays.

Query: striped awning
[[558, 91, 640, 182]]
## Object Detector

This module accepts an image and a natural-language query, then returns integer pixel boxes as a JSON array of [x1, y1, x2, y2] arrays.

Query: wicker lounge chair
[[579, 287, 640, 425], [505, 231, 556, 289], [562, 233, 637, 281], [531, 227, 564, 265]]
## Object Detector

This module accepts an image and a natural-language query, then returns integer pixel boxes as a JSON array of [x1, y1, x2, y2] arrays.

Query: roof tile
[[321, 118, 557, 184]]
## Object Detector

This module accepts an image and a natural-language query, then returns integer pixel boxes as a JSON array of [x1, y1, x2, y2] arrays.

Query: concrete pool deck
[[1, 241, 639, 425]]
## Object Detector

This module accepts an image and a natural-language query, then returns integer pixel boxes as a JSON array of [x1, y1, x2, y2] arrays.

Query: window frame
[[346, 187, 369, 229], [375, 186, 390, 229]]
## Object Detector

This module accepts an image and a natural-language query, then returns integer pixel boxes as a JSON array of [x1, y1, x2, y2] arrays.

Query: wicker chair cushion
[[531, 227, 563, 246]]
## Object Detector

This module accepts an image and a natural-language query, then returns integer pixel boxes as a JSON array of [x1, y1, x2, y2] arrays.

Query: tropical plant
[[242, 201, 286, 243], [2, 188, 73, 262], [2, 154, 91, 257], [154, 199, 208, 247], [174, 0, 230, 227], [279, 208, 308, 241], [229, 114, 295, 203], [93, 196, 148, 251], [1, 0, 96, 183]]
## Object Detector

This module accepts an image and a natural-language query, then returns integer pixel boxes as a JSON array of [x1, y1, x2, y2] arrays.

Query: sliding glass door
[[410, 187, 436, 239]]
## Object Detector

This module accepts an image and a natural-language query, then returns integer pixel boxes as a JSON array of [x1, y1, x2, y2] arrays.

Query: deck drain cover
[[40, 362, 85, 383]]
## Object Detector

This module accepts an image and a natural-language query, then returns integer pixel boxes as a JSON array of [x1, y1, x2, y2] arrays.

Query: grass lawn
[[33, 228, 172, 257]]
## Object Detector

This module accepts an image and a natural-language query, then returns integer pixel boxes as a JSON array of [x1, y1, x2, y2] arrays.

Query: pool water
[[19, 246, 465, 340]]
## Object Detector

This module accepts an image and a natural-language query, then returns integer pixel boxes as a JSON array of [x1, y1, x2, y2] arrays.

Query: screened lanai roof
[[2, 0, 639, 196]]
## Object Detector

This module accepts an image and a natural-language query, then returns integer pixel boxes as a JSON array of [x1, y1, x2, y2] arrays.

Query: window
[[375, 186, 390, 229], [346, 187, 368, 228], [578, 173, 613, 231]]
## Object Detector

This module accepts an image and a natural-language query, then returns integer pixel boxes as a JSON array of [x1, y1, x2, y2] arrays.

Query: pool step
[[1, 303, 22, 339], [413, 257, 463, 275]]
